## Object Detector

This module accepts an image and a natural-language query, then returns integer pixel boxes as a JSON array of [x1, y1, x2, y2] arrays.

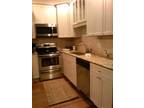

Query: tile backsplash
[[33, 35, 113, 58], [73, 35, 113, 57], [32, 37, 75, 50]]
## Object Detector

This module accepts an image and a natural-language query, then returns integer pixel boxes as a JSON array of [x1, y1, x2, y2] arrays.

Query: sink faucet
[[75, 42, 87, 52], [104, 50, 112, 58]]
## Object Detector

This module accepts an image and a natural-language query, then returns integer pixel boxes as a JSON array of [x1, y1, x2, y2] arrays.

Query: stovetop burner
[[36, 43, 58, 55]]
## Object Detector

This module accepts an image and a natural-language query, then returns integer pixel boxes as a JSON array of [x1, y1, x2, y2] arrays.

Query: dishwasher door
[[77, 58, 90, 97]]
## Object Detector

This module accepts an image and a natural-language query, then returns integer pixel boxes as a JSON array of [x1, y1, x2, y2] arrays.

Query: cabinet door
[[57, 4, 70, 38], [32, 5, 56, 24], [102, 78, 113, 108], [86, 0, 103, 36], [73, 0, 86, 28], [32, 54, 39, 79], [103, 0, 113, 35], [90, 63, 113, 108], [63, 54, 68, 78], [63, 53, 77, 86], [32, 12, 36, 39], [78, 0, 86, 21], [90, 69, 103, 108], [86, 0, 113, 36], [81, 0, 86, 20], [69, 1, 74, 37]]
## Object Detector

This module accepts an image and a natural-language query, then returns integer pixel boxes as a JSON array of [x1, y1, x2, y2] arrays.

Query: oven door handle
[[39, 53, 60, 58]]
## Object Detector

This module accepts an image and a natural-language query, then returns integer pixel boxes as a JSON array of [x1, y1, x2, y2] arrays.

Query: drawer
[[90, 63, 112, 80]]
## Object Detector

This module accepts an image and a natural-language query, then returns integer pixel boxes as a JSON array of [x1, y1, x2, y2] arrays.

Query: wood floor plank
[[50, 98, 90, 108], [32, 78, 95, 108], [32, 82, 49, 108]]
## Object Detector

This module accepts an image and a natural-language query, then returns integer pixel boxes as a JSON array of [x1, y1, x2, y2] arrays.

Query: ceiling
[[32, 0, 69, 5]]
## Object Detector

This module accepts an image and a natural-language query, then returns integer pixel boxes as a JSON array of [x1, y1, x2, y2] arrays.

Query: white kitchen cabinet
[[86, 0, 103, 36], [90, 71, 103, 108], [56, 4, 70, 38], [86, 0, 113, 36], [90, 63, 113, 108], [32, 23, 35, 39], [32, 12, 36, 39], [32, 53, 39, 79], [32, 4, 57, 24], [103, 0, 113, 35], [63, 53, 77, 86], [69, 1, 74, 37], [73, 0, 86, 28], [102, 76, 113, 108]]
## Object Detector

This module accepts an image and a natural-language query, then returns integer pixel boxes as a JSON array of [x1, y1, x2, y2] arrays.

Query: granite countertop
[[62, 51, 113, 70]]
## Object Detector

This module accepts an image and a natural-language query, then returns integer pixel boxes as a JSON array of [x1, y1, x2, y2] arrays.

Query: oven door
[[39, 54, 60, 72]]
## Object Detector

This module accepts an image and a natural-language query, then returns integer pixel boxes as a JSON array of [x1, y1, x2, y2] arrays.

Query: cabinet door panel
[[32, 5, 56, 24], [32, 54, 39, 79], [69, 1, 74, 37], [90, 71, 103, 108], [63, 53, 77, 86], [90, 63, 113, 108], [57, 4, 70, 38], [73, 0, 86, 27], [86, 0, 103, 36], [32, 12, 36, 39], [102, 78, 113, 108], [103, 0, 113, 35]]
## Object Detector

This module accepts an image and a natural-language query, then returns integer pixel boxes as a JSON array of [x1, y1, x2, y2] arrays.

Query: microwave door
[[36, 27, 52, 36]]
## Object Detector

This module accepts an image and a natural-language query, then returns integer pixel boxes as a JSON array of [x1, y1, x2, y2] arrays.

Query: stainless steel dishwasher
[[76, 58, 90, 97]]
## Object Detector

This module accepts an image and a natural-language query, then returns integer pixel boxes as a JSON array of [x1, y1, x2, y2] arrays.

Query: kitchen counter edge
[[61, 51, 113, 70]]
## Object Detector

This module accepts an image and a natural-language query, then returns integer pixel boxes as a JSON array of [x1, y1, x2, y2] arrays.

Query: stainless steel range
[[36, 43, 62, 80]]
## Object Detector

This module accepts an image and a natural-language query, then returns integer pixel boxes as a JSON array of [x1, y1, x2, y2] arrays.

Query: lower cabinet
[[62, 53, 77, 86], [90, 63, 113, 108], [62, 53, 112, 108], [90, 71, 103, 108], [102, 77, 113, 108], [32, 53, 39, 79]]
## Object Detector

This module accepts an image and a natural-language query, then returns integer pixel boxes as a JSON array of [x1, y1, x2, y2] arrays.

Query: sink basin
[[70, 51, 85, 55]]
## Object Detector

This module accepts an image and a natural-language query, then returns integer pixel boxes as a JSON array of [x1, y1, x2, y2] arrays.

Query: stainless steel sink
[[70, 51, 85, 55]]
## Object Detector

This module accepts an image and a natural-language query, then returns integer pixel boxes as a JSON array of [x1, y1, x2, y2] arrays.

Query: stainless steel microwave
[[35, 24, 58, 37]]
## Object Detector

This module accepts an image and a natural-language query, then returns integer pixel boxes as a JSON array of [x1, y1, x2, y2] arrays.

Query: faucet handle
[[86, 48, 92, 53], [104, 50, 108, 55], [104, 49, 112, 59], [104, 50, 109, 57]]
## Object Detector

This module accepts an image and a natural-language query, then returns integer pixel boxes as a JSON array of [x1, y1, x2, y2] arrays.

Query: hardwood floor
[[32, 77, 97, 108]]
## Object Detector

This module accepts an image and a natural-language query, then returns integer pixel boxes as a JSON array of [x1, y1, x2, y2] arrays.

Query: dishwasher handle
[[76, 58, 90, 70]]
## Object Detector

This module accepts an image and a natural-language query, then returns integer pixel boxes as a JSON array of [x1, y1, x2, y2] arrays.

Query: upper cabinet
[[86, 0, 113, 36], [32, 12, 36, 39], [32, 4, 57, 24], [32, 3, 76, 38], [103, 0, 113, 35], [69, 1, 74, 37], [56, 4, 70, 38], [73, 0, 86, 28], [32, 0, 112, 38]]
